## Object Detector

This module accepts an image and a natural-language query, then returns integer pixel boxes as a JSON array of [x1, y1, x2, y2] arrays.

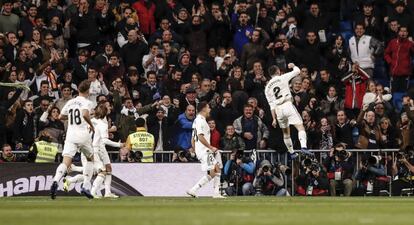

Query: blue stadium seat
[[374, 59, 389, 80], [341, 31, 353, 46], [340, 21, 352, 32], [392, 92, 406, 111]]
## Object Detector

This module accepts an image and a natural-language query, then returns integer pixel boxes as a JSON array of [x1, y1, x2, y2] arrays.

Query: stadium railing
[[10, 148, 400, 196]]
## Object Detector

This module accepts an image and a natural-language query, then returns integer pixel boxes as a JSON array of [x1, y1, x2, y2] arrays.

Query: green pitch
[[1, 197, 413, 225]]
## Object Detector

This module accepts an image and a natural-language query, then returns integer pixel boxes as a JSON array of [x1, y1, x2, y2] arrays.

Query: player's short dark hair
[[197, 101, 209, 112], [135, 118, 146, 127], [78, 80, 91, 94], [268, 65, 279, 76]]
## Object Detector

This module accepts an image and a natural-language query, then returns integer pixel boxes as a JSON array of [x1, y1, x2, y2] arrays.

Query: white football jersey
[[264, 66, 300, 107], [61, 96, 93, 142], [91, 117, 121, 150], [192, 114, 210, 155]]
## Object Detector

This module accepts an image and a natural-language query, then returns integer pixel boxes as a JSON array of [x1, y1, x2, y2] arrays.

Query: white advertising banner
[[112, 164, 214, 197]]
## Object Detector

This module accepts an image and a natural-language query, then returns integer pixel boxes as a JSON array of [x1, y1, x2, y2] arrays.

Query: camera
[[334, 149, 348, 161], [275, 162, 292, 176], [262, 165, 270, 173], [309, 162, 320, 174], [178, 150, 186, 158], [128, 151, 142, 162], [368, 155, 382, 165]]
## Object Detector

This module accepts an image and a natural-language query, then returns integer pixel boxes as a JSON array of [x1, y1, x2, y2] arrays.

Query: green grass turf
[[1, 197, 413, 225]]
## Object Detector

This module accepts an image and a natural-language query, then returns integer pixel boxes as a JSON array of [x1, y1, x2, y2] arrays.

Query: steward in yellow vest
[[28, 131, 59, 163], [126, 118, 155, 162]]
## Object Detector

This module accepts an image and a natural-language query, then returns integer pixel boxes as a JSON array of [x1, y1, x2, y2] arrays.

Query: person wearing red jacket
[[384, 26, 414, 92], [341, 63, 370, 119], [132, 0, 156, 37], [208, 119, 221, 149]]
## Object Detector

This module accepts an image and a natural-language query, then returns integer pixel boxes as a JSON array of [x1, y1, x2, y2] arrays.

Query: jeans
[[225, 182, 254, 196]]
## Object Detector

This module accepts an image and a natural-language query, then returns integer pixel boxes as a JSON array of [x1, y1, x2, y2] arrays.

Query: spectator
[[232, 11, 254, 57], [233, 104, 269, 150], [355, 105, 380, 149], [211, 91, 240, 134], [38, 105, 65, 144], [13, 100, 36, 151], [208, 119, 220, 149], [348, 23, 383, 76], [240, 28, 269, 71], [174, 104, 195, 152], [220, 125, 245, 151], [132, 0, 156, 37], [147, 107, 171, 156], [0, 144, 21, 162], [0, 0, 20, 33], [334, 110, 356, 149], [19, 4, 38, 41], [87, 66, 109, 107], [384, 26, 414, 93], [342, 63, 370, 119], [120, 29, 149, 74]]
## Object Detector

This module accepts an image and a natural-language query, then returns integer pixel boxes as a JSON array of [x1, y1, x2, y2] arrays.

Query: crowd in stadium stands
[[1, 0, 414, 174]]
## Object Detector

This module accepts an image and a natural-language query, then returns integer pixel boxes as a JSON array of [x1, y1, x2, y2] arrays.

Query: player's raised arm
[[285, 63, 301, 80]]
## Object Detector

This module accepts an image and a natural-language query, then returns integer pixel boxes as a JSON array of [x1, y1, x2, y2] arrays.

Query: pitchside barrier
[[0, 149, 400, 197]]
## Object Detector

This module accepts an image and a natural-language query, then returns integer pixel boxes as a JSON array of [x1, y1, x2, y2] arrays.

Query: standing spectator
[[55, 84, 72, 111], [19, 4, 38, 41], [232, 11, 254, 57], [173, 104, 195, 152], [320, 86, 343, 125], [186, 15, 208, 59], [179, 87, 198, 113], [87, 66, 109, 107], [147, 108, 171, 153], [0, 0, 20, 33], [240, 28, 269, 71], [334, 110, 356, 149], [342, 63, 370, 119], [207, 3, 231, 49], [120, 29, 149, 74], [72, 0, 110, 50], [353, 1, 382, 40], [233, 104, 269, 150], [211, 91, 240, 134], [132, 0, 156, 37], [70, 49, 90, 85], [303, 2, 329, 40], [384, 26, 414, 93], [355, 105, 380, 149], [348, 23, 383, 76], [13, 100, 37, 151], [208, 119, 220, 149]]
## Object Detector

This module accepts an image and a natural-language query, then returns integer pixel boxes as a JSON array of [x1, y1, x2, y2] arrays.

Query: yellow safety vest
[[33, 141, 59, 163], [128, 129, 155, 162]]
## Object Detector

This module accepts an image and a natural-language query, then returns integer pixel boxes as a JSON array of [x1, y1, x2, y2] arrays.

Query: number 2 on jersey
[[68, 109, 81, 125], [273, 87, 282, 99]]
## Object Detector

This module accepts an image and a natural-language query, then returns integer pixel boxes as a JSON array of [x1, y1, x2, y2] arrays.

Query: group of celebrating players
[[50, 63, 310, 199]]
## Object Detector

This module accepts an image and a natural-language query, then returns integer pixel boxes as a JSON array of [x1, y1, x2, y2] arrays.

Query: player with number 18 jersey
[[60, 95, 94, 157]]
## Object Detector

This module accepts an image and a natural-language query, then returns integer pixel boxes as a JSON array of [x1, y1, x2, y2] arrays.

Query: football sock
[[70, 165, 83, 173], [298, 130, 308, 149], [104, 174, 112, 195], [191, 175, 212, 192], [53, 163, 67, 182], [283, 137, 295, 154], [66, 174, 84, 183], [91, 173, 105, 196], [82, 161, 94, 190], [213, 173, 221, 195]]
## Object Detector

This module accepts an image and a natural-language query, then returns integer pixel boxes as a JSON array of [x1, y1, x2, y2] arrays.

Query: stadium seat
[[339, 21, 352, 32], [392, 92, 406, 111], [374, 59, 389, 80]]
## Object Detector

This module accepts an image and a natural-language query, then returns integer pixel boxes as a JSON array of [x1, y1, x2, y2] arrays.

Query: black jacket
[[120, 41, 148, 74]]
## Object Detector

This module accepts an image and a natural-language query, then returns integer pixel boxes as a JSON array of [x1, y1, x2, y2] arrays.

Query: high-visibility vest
[[33, 141, 58, 163], [128, 129, 154, 162]]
